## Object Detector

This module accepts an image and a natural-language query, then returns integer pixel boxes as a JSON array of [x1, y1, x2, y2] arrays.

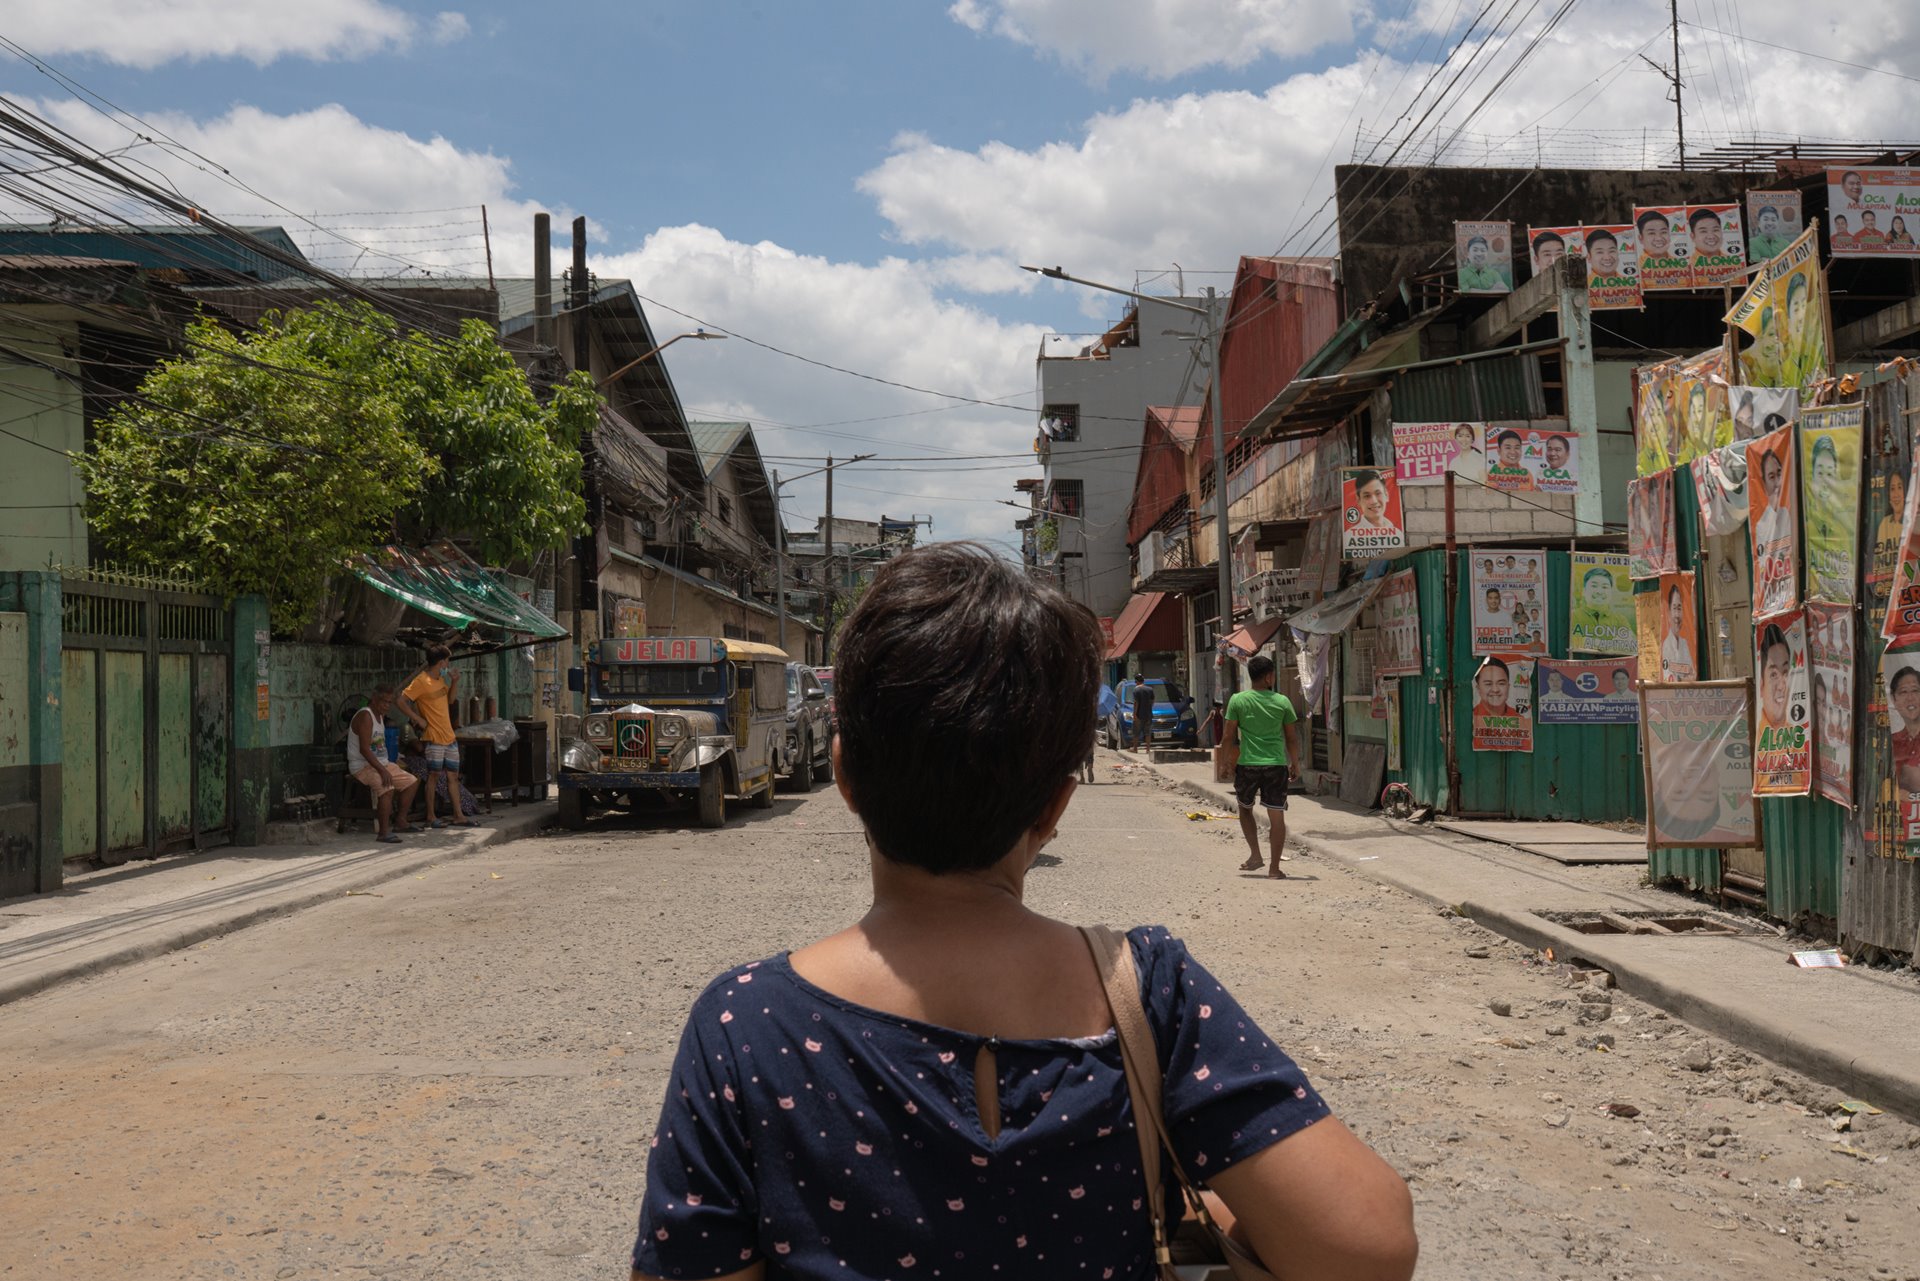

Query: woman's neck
[[861, 847, 1032, 936]]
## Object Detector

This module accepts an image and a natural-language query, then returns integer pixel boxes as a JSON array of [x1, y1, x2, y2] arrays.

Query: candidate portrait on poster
[[1455, 221, 1514, 294], [1341, 467, 1406, 557], [1470, 654, 1534, 753], [1469, 551, 1549, 655], [1752, 613, 1812, 796], [1568, 553, 1636, 655], [1657, 572, 1698, 683], [1748, 426, 1800, 619]]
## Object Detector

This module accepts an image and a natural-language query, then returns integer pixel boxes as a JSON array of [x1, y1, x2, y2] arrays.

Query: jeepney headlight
[[585, 714, 613, 744], [656, 717, 687, 742]]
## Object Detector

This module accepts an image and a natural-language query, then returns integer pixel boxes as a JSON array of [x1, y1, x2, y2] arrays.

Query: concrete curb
[[0, 804, 554, 1009]]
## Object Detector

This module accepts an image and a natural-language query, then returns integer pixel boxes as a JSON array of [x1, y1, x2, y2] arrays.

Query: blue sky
[[4, 0, 1911, 543]]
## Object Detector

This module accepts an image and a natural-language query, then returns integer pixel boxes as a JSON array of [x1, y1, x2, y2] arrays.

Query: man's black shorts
[[1234, 764, 1289, 811]]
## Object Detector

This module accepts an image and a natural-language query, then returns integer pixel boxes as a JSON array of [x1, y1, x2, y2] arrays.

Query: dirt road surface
[[2, 759, 1917, 1279]]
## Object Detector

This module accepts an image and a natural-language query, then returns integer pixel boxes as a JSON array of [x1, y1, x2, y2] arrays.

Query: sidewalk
[[1124, 750, 1920, 1123], [0, 803, 554, 1007]]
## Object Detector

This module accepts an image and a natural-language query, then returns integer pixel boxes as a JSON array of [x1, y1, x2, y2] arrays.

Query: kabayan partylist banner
[[1800, 404, 1863, 605], [1375, 570, 1422, 677], [1752, 610, 1812, 796], [1526, 225, 1585, 277], [1828, 167, 1920, 257], [1582, 224, 1641, 311], [1805, 602, 1855, 809], [1748, 426, 1800, 619], [1470, 654, 1534, 752], [1468, 550, 1548, 655], [1746, 190, 1803, 263], [1538, 658, 1639, 725], [1568, 552, 1636, 655], [1455, 221, 1514, 294], [1341, 467, 1405, 558], [1642, 682, 1759, 849], [1627, 471, 1676, 581], [1883, 651, 1920, 841], [1392, 421, 1484, 487]]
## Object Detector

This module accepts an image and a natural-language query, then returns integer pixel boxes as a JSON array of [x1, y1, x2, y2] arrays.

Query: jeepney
[[557, 636, 790, 829]]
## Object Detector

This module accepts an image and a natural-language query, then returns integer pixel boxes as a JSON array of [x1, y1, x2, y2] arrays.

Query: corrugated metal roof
[[687, 421, 751, 481]]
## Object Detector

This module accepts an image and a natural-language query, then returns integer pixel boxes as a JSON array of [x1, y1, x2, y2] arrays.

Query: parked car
[[780, 663, 834, 791], [813, 666, 838, 736], [1107, 677, 1199, 748]]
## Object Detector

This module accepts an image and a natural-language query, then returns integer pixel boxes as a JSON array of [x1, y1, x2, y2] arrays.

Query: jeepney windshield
[[596, 663, 727, 699]]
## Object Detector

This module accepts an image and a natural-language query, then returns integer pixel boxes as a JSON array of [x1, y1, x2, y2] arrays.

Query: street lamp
[[596, 329, 727, 390], [1020, 264, 1234, 701]]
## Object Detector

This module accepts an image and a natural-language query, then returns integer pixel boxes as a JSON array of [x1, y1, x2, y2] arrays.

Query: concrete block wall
[[1400, 483, 1576, 545]]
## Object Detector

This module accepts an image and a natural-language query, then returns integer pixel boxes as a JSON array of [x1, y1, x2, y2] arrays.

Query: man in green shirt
[[1223, 654, 1303, 879]]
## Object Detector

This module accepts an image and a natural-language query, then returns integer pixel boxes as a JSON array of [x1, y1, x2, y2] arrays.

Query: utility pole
[[1203, 284, 1231, 705], [771, 455, 872, 664], [823, 454, 835, 660], [1641, 4, 1685, 170], [569, 216, 598, 721], [773, 469, 789, 656]]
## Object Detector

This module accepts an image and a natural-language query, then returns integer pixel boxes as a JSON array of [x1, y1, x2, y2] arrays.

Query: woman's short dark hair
[[834, 543, 1101, 874], [426, 643, 452, 664]]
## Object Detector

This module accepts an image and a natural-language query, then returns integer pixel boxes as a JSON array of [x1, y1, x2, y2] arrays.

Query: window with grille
[[1041, 404, 1080, 442]]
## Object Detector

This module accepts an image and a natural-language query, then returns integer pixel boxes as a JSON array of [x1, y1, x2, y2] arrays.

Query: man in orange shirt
[[398, 643, 474, 828]]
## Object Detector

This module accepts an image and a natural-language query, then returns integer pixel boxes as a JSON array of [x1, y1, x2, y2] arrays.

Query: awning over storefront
[[1219, 615, 1284, 661], [350, 541, 567, 644], [1107, 591, 1184, 660]]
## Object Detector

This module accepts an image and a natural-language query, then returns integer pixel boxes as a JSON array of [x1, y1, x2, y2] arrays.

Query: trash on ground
[[1835, 1100, 1883, 1115], [1789, 948, 1846, 968]]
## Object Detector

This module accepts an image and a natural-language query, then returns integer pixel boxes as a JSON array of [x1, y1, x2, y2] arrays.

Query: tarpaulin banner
[[1656, 571, 1700, 682], [1288, 573, 1385, 636], [1773, 224, 1830, 388], [1884, 650, 1920, 842], [1569, 552, 1637, 655], [1691, 444, 1749, 539], [1483, 423, 1579, 493], [1583, 224, 1642, 310], [1392, 420, 1483, 487], [1455, 220, 1515, 294], [1375, 569, 1422, 677], [1882, 444, 1920, 646], [1301, 511, 1343, 599], [1801, 403, 1864, 605], [1636, 590, 1664, 685], [1634, 206, 1693, 291], [1827, 167, 1920, 258], [1748, 426, 1800, 619], [1727, 385, 1798, 443], [1642, 681, 1759, 849], [1293, 628, 1332, 714], [1341, 467, 1406, 558], [1753, 610, 1812, 796], [1746, 190, 1803, 262], [1669, 348, 1732, 464], [1538, 658, 1640, 724], [1526, 225, 1586, 276], [1627, 471, 1677, 581], [1470, 654, 1534, 753], [1635, 363, 1678, 475], [1806, 602, 1855, 809], [1468, 550, 1549, 655], [1687, 203, 1746, 287]]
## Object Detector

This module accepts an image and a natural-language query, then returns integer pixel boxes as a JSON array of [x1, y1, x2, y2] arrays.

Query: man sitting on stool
[[349, 685, 420, 843]]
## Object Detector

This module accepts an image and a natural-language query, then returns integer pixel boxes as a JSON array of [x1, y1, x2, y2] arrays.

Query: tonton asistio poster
[[1455, 220, 1515, 294], [1391, 421, 1484, 487], [1470, 654, 1534, 753], [1583, 224, 1642, 311], [1642, 682, 1758, 849], [1800, 403, 1863, 606], [1568, 552, 1636, 656], [1341, 468, 1405, 558], [1526, 225, 1586, 277], [1538, 658, 1639, 725], [1805, 602, 1854, 810], [1627, 471, 1676, 581], [1748, 426, 1800, 620], [1633, 206, 1693, 291], [1746, 190, 1803, 263], [1656, 571, 1700, 682], [1827, 167, 1920, 258], [1468, 550, 1548, 656], [1752, 610, 1812, 796], [1375, 570, 1422, 677]]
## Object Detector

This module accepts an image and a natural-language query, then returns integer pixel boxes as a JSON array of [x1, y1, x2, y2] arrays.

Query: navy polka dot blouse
[[632, 926, 1328, 1279]]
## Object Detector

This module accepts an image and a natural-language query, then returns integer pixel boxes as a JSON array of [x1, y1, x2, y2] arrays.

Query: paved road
[[2, 758, 1916, 1279]]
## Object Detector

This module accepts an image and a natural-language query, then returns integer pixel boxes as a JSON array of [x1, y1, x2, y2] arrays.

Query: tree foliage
[[81, 300, 592, 633]]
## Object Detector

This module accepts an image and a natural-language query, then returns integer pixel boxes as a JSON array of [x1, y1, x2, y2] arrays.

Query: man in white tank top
[[348, 685, 419, 842]]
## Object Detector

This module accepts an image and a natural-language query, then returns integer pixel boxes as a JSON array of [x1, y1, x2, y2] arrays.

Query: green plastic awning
[[350, 540, 567, 640]]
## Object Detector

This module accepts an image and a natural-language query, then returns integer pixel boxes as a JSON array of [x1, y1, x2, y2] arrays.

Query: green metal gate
[[60, 573, 231, 864]]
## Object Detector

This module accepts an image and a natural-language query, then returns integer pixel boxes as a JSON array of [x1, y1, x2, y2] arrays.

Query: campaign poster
[[1375, 570, 1422, 677], [1384, 678, 1403, 771], [1771, 225, 1829, 389], [1805, 602, 1854, 809], [1687, 203, 1746, 287], [1636, 590, 1664, 685], [1800, 404, 1864, 605], [1526, 225, 1586, 277], [1883, 651, 1920, 843], [1341, 468, 1405, 558], [1455, 220, 1515, 294], [1827, 167, 1920, 257], [1634, 363, 1677, 475], [1470, 654, 1534, 753], [1627, 471, 1676, 581], [1642, 682, 1759, 849], [1301, 511, 1342, 599], [1727, 385, 1798, 443], [1634, 206, 1694, 291], [1691, 444, 1748, 539], [1468, 550, 1549, 656], [1568, 552, 1636, 656], [1483, 423, 1578, 493], [1668, 348, 1731, 464], [1656, 571, 1700, 682], [1746, 190, 1803, 263], [1583, 224, 1642, 310], [1392, 420, 1484, 487], [1752, 610, 1812, 796], [1748, 426, 1800, 620], [1538, 658, 1640, 724]]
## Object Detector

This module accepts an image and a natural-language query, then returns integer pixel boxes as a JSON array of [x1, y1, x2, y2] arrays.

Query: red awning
[[1107, 592, 1184, 659], [1219, 615, 1284, 660]]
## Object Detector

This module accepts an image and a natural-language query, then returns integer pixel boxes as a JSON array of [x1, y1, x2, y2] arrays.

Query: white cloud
[[6, 0, 466, 68], [948, 0, 1358, 79]]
